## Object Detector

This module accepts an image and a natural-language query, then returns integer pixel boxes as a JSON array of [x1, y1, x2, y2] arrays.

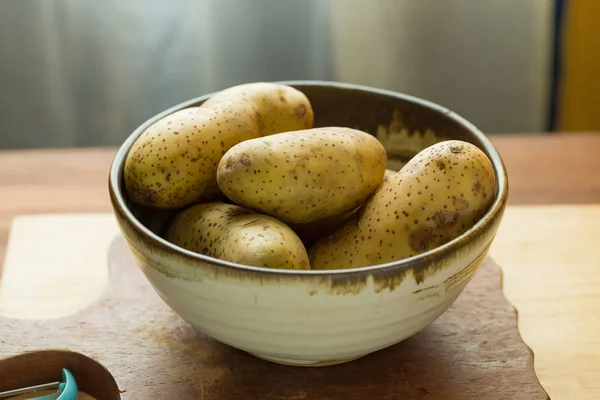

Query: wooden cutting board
[[490, 204, 600, 400], [0, 214, 548, 400]]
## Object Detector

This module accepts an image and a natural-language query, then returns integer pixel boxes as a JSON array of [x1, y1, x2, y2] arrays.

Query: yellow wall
[[557, 0, 600, 131]]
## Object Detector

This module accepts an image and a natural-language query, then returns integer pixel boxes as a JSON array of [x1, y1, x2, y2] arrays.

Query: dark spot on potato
[[240, 153, 252, 167], [436, 160, 446, 170], [294, 104, 306, 118], [473, 180, 482, 193], [409, 227, 434, 252], [449, 143, 464, 154], [453, 197, 470, 211], [432, 210, 459, 229], [138, 187, 159, 205]]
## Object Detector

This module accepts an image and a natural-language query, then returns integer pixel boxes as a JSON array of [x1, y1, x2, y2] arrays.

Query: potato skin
[[124, 105, 258, 208], [290, 206, 360, 249], [308, 140, 496, 270], [216, 127, 388, 225], [164, 202, 310, 270], [202, 82, 314, 136], [124, 82, 313, 209]]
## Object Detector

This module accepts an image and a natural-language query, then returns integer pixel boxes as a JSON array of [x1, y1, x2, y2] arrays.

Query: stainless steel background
[[0, 0, 553, 149]]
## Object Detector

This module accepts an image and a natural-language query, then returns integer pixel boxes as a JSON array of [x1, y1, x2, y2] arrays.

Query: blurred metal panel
[[0, 0, 552, 149]]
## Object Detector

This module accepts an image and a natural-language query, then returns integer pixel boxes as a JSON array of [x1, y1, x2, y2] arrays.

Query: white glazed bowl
[[109, 81, 508, 366]]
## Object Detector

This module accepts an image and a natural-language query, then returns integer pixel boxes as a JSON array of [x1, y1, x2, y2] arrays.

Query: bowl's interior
[[113, 81, 506, 266]]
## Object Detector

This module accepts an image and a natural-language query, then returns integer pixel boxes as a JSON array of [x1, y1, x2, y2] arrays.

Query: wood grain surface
[[491, 133, 600, 204], [491, 205, 600, 400], [0, 214, 116, 320], [1, 233, 548, 399]]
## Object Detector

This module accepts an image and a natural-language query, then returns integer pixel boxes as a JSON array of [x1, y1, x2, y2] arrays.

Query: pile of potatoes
[[124, 82, 496, 271]]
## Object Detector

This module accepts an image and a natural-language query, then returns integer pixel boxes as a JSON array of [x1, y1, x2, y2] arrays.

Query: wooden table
[[1, 132, 599, 399]]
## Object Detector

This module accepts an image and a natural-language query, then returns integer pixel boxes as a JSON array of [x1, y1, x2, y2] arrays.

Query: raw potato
[[124, 82, 313, 209], [293, 168, 395, 247], [309, 140, 496, 270], [165, 202, 310, 270], [216, 127, 388, 225], [202, 82, 314, 136], [124, 105, 256, 208], [290, 206, 360, 249]]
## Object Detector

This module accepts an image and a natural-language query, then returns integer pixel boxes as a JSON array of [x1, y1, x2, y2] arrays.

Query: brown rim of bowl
[[108, 80, 508, 277]]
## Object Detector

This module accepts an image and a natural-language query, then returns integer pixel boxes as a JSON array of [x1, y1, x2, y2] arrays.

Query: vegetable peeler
[[0, 368, 77, 400]]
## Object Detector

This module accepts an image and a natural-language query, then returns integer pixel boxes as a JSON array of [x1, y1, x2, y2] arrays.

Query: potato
[[309, 140, 496, 270], [123, 82, 313, 209], [216, 127, 388, 225], [290, 206, 360, 249], [124, 105, 255, 208], [202, 82, 314, 136], [165, 202, 310, 270], [291, 170, 396, 247]]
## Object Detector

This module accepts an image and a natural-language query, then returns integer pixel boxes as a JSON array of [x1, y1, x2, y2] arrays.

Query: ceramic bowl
[[108, 81, 508, 366]]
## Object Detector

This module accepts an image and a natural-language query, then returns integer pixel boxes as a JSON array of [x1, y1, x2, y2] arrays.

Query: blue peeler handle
[[34, 369, 78, 400]]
